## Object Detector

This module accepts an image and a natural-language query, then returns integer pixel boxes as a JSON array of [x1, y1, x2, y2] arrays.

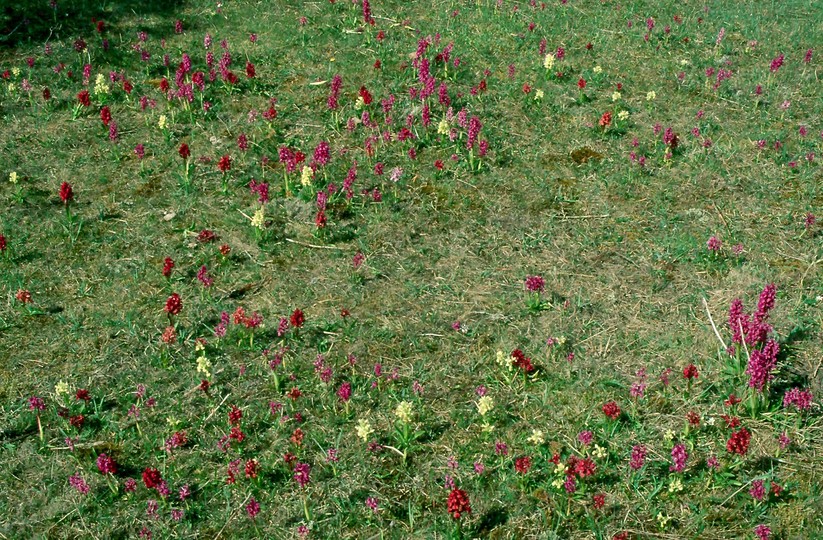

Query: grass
[[1, 0, 822, 538]]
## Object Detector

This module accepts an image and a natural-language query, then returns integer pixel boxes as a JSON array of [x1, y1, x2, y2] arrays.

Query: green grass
[[1, 0, 823, 538]]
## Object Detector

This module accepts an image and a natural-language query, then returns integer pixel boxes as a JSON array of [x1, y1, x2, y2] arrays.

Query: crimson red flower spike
[[447, 488, 471, 519], [165, 293, 182, 315], [59, 182, 74, 204]]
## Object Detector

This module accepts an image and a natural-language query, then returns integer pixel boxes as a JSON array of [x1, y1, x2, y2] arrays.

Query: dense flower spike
[[524, 275, 545, 292], [59, 182, 74, 203], [447, 488, 471, 519], [726, 427, 751, 455], [602, 401, 621, 420], [165, 293, 182, 315]]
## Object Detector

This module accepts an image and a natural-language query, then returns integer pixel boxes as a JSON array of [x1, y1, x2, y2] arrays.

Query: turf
[[1, 0, 822, 538]]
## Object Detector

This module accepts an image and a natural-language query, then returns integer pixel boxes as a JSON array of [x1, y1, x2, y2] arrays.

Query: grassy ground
[[1, 0, 822, 538]]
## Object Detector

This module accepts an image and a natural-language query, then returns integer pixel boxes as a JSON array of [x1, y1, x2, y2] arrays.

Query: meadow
[[1, 0, 822, 538]]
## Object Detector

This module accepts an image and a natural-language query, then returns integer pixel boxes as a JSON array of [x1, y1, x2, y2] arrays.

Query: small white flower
[[477, 396, 494, 416], [534, 89, 544, 100], [617, 110, 630, 121], [196, 355, 212, 378], [300, 165, 313, 186], [646, 90, 657, 101], [54, 381, 70, 400], [250, 207, 265, 229], [158, 115, 168, 130], [612, 91, 622, 102], [9, 171, 18, 184], [527, 429, 545, 445], [356, 418, 374, 441], [593, 65, 603, 74], [395, 401, 414, 423], [93, 73, 109, 96], [543, 54, 555, 70]]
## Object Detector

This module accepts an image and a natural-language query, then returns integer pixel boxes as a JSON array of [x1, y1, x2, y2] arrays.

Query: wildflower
[[511, 349, 535, 372], [9, 171, 17, 184], [447, 488, 471, 519], [543, 53, 555, 70], [670, 443, 688, 472], [746, 339, 779, 391], [16, 290, 32, 304], [96, 453, 117, 475], [726, 427, 751, 455], [617, 110, 629, 121], [749, 479, 766, 501], [599, 111, 612, 127], [770, 54, 784, 72], [69, 472, 90, 495], [94, 73, 109, 95], [514, 456, 532, 474], [356, 418, 373, 441], [314, 141, 331, 166], [494, 441, 508, 456], [196, 265, 213, 287], [466, 116, 482, 150], [477, 395, 494, 416], [290, 308, 305, 328], [135, 144, 145, 159], [602, 401, 620, 420], [646, 91, 656, 101], [754, 524, 771, 540], [250, 207, 265, 229], [59, 182, 74, 203], [217, 155, 231, 173], [365, 496, 379, 512], [395, 401, 414, 423], [142, 467, 163, 489], [165, 293, 182, 315], [0, 234, 6, 252], [683, 364, 699, 380], [300, 165, 313, 186], [77, 90, 91, 106], [707, 235, 722, 252], [528, 429, 545, 445], [783, 388, 813, 411], [162, 257, 174, 278], [293, 462, 310, 488], [564, 474, 577, 493], [246, 497, 260, 519], [578, 430, 593, 446], [524, 275, 545, 292], [570, 456, 596, 478], [668, 477, 683, 492], [158, 115, 167, 129]]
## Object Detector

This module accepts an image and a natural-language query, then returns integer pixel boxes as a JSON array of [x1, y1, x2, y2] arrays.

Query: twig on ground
[[701, 297, 728, 351]]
